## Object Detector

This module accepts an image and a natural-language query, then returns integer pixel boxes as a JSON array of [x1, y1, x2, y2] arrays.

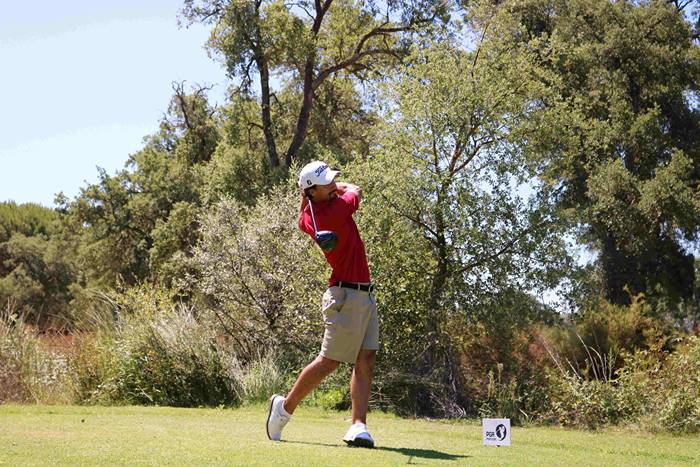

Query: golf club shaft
[[308, 199, 319, 234]]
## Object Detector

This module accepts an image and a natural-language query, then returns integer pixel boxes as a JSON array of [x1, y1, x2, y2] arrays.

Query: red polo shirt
[[299, 191, 371, 286]]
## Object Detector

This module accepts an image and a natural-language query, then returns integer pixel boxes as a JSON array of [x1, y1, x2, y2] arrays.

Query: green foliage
[[622, 337, 700, 433], [197, 139, 281, 206], [66, 332, 116, 404], [92, 287, 235, 407], [551, 295, 671, 381], [340, 30, 571, 415], [181, 0, 444, 166], [0, 202, 76, 326], [504, 0, 700, 306], [478, 364, 525, 422], [548, 374, 626, 429], [59, 85, 217, 293], [0, 202, 57, 243], [0, 234, 76, 326], [305, 365, 352, 411], [545, 336, 700, 432], [148, 201, 200, 291]]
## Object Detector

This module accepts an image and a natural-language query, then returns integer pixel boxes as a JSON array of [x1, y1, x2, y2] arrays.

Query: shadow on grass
[[375, 447, 470, 461], [284, 441, 470, 461]]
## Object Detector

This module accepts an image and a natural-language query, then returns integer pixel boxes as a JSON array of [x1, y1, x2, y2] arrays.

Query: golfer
[[266, 161, 378, 448]]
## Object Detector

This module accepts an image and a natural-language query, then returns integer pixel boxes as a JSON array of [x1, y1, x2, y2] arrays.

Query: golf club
[[308, 198, 337, 252]]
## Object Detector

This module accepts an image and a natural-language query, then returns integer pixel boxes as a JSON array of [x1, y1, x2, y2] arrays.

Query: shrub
[[110, 307, 235, 407], [542, 333, 700, 432], [68, 286, 237, 407], [554, 295, 671, 381], [478, 364, 527, 422], [66, 332, 116, 404], [193, 187, 326, 367], [305, 365, 352, 411], [648, 336, 700, 433], [547, 373, 625, 429], [454, 323, 555, 423]]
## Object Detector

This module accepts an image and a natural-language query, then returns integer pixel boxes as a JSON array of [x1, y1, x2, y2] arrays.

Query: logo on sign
[[495, 424, 507, 441]]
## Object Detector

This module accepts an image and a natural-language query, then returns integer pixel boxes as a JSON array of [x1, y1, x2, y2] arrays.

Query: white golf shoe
[[266, 394, 291, 441], [343, 422, 375, 448]]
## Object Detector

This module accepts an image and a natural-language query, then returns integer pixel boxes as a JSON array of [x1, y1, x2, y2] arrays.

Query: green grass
[[1, 405, 699, 466]]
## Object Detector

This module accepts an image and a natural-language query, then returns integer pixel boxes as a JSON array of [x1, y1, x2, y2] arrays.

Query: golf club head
[[315, 230, 337, 252]]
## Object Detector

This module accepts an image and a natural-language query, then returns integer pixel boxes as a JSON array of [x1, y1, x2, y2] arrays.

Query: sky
[[0, 1, 229, 207]]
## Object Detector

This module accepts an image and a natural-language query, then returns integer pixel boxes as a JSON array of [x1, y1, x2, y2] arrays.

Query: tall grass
[[69, 303, 235, 407], [228, 351, 288, 404], [66, 286, 291, 408], [0, 303, 70, 403]]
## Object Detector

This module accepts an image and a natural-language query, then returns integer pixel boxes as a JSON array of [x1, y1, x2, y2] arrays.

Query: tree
[[0, 203, 76, 326], [180, 0, 448, 167], [60, 85, 218, 291], [501, 0, 700, 307], [344, 29, 571, 414]]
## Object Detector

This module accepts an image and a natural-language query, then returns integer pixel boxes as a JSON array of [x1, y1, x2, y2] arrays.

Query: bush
[[624, 336, 700, 433], [69, 286, 237, 407], [193, 187, 327, 367], [477, 364, 528, 423], [653, 337, 700, 432], [547, 374, 626, 429], [110, 309, 235, 406], [542, 334, 700, 432], [554, 296, 671, 381], [454, 323, 555, 423], [67, 285, 302, 408], [66, 332, 116, 404], [305, 365, 352, 411]]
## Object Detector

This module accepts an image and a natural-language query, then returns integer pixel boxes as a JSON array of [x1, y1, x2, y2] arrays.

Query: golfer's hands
[[336, 182, 362, 200]]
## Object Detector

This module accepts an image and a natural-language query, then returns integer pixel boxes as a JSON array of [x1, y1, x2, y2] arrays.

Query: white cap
[[298, 161, 339, 188]]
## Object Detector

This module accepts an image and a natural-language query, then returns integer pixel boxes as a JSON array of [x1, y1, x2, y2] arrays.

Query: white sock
[[278, 398, 291, 417]]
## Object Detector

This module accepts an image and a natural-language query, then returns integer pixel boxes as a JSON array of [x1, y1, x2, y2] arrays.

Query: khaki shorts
[[320, 286, 379, 364]]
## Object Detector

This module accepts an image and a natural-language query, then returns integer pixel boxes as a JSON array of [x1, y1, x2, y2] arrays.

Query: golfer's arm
[[299, 192, 309, 216], [337, 182, 363, 201]]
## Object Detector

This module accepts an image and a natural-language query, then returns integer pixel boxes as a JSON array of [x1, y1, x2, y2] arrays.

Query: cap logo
[[314, 164, 328, 177], [306, 180, 312, 186]]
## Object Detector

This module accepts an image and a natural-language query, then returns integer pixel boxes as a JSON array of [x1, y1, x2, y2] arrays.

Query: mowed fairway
[[1, 405, 699, 466]]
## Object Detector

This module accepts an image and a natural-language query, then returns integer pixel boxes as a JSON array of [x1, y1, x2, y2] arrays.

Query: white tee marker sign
[[482, 418, 511, 446]]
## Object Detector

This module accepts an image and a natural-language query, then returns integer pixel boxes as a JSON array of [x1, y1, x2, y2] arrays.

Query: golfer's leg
[[283, 355, 340, 414], [350, 349, 376, 424]]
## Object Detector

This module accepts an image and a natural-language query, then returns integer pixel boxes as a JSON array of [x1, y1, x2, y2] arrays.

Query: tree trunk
[[415, 189, 464, 417], [257, 57, 280, 167], [285, 60, 315, 166]]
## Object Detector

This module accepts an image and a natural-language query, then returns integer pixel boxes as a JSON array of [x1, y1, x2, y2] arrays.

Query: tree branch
[[380, 193, 439, 242], [312, 0, 333, 34], [456, 221, 550, 275], [314, 48, 401, 88]]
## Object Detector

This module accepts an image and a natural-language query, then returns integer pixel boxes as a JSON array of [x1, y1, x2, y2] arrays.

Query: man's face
[[310, 181, 338, 202]]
